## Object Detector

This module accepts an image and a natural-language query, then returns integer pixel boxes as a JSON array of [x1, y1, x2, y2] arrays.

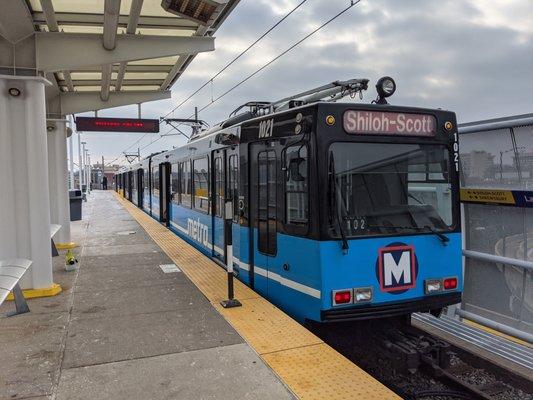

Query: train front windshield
[[329, 142, 454, 238]]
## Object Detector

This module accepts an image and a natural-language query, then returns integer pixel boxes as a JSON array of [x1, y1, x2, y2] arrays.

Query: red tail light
[[443, 277, 458, 290], [333, 290, 352, 305]]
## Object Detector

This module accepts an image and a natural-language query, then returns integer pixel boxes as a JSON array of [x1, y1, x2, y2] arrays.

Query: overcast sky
[[77, 0, 533, 166]]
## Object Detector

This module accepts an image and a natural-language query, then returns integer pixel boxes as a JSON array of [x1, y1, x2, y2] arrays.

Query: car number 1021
[[453, 132, 459, 172], [258, 119, 274, 138]]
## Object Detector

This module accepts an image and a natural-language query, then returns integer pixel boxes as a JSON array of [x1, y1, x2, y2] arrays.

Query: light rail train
[[116, 77, 462, 323]]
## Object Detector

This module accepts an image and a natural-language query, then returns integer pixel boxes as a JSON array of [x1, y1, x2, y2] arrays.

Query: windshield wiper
[[329, 154, 349, 254], [368, 224, 449, 245], [424, 225, 450, 244]]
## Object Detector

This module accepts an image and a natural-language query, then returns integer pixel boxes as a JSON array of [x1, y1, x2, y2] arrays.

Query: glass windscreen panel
[[329, 142, 453, 238]]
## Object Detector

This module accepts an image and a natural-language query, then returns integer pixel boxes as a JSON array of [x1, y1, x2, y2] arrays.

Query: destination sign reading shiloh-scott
[[343, 110, 436, 136]]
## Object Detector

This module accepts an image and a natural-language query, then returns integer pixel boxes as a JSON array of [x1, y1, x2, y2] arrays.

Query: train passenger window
[[180, 161, 191, 207], [193, 157, 210, 213], [152, 166, 159, 198], [258, 150, 277, 255], [215, 157, 224, 217], [171, 163, 179, 205], [284, 145, 308, 225], [228, 155, 239, 222], [144, 169, 150, 205]]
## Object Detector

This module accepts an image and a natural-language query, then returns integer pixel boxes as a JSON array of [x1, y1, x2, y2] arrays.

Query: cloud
[[79, 0, 533, 164]]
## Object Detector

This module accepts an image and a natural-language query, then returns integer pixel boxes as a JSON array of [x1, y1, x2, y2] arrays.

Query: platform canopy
[[0, 0, 240, 115]]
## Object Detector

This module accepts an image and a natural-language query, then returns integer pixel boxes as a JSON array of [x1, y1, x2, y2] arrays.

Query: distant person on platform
[[102, 176, 108, 190]]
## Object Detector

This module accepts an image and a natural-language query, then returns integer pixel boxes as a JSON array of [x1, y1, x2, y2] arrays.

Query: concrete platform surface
[[0, 191, 294, 400]]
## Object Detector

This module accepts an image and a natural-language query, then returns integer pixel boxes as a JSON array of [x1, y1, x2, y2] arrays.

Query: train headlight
[[354, 287, 372, 303], [375, 76, 396, 104], [376, 76, 396, 98], [425, 279, 443, 294]]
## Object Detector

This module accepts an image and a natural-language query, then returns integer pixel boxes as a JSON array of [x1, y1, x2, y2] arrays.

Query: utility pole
[[101, 155, 105, 190]]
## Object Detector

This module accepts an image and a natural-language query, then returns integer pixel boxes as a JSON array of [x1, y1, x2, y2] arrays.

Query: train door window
[[171, 163, 179, 205], [193, 157, 210, 213], [144, 168, 150, 204], [284, 145, 308, 226], [132, 171, 137, 203], [214, 156, 224, 217], [180, 161, 191, 207], [228, 154, 239, 222], [152, 165, 160, 199], [258, 150, 277, 255]]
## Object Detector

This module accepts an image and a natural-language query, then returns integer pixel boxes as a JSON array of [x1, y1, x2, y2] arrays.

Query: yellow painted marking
[[6, 283, 62, 300], [460, 188, 515, 204], [55, 242, 79, 250], [114, 192, 400, 399], [214, 298, 323, 354], [263, 344, 397, 400], [463, 319, 532, 348]]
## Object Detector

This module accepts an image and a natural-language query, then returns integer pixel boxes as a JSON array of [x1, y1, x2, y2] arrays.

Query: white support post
[[81, 142, 86, 192], [0, 75, 55, 291], [68, 115, 75, 189], [47, 119, 72, 246], [78, 135, 84, 189], [88, 154, 92, 193]]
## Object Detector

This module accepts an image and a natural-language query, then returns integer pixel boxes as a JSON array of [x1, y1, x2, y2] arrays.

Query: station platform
[[413, 313, 533, 381], [0, 191, 399, 400]]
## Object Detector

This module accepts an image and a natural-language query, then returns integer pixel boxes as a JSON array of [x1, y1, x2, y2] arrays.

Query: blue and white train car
[[116, 78, 462, 324]]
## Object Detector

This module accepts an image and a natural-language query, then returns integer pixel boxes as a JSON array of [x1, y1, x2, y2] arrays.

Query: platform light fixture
[[8, 87, 21, 97]]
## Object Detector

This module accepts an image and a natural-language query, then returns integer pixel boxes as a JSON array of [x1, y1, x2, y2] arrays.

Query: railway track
[[310, 317, 532, 400]]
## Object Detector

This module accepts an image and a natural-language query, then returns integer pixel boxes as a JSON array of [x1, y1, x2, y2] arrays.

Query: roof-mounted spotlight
[[8, 87, 21, 97], [375, 76, 396, 104]]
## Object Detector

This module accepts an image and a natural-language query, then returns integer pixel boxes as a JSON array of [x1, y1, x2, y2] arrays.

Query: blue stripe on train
[[148, 195, 462, 323]]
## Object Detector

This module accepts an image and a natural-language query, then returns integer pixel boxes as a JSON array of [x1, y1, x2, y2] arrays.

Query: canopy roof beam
[[0, 0, 34, 43], [115, 0, 144, 92], [60, 90, 171, 115], [32, 12, 199, 30], [101, 0, 121, 101], [36, 32, 215, 72]]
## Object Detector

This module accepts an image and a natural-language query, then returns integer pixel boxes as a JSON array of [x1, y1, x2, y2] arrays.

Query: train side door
[[160, 162, 171, 226], [212, 149, 226, 262], [250, 141, 278, 296], [212, 147, 239, 264], [138, 169, 144, 208], [127, 171, 132, 201]]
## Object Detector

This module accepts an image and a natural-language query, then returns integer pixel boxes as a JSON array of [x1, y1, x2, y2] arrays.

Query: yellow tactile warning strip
[[114, 193, 400, 399]]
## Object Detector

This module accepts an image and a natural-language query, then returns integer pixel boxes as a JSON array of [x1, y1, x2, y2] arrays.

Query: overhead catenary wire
[[111, 0, 362, 162], [109, 0, 310, 165], [162, 0, 310, 119], [178, 0, 361, 125]]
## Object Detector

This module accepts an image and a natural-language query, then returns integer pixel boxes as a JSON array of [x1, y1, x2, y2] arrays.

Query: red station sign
[[75, 117, 160, 133]]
